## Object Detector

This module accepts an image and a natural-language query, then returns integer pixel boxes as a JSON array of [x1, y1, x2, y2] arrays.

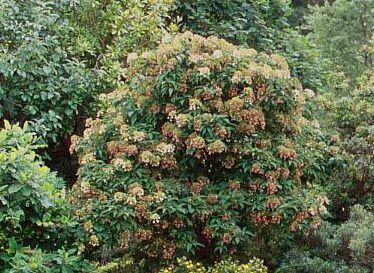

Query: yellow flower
[[89, 234, 99, 246]]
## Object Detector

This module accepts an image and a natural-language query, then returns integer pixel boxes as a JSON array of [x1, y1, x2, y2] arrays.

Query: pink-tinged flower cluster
[[71, 32, 330, 263]]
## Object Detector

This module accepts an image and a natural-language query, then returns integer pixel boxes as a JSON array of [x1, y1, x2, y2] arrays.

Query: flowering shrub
[[158, 257, 267, 273], [71, 32, 330, 266], [94, 257, 267, 273], [210, 258, 267, 273]]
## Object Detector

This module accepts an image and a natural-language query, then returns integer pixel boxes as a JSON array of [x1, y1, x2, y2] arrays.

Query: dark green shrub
[[71, 33, 331, 268], [0, 0, 174, 182], [306, 0, 374, 81], [0, 121, 90, 271], [171, 0, 293, 51], [0, 0, 173, 146], [0, 0, 97, 143], [277, 204, 374, 273]]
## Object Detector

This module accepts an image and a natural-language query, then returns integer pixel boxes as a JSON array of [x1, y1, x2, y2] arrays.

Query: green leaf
[[8, 184, 23, 194]]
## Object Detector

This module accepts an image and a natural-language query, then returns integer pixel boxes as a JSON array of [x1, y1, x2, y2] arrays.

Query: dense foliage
[[277, 205, 374, 273], [317, 72, 374, 215], [158, 258, 268, 273], [70, 32, 331, 269], [0, 0, 173, 183], [0, 121, 64, 251], [0, 0, 373, 272], [0, 121, 91, 272], [171, 0, 341, 94], [95, 257, 267, 273], [67, 0, 173, 87], [172, 0, 293, 51], [0, 0, 172, 146], [306, 0, 374, 81], [5, 246, 92, 273], [0, 0, 96, 143]]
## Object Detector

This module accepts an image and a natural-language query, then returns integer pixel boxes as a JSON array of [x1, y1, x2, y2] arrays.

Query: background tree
[[305, 0, 374, 82], [0, 0, 173, 182], [0, 0, 97, 144], [171, 0, 293, 52]]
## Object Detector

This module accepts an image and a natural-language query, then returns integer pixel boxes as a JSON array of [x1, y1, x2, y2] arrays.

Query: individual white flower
[[189, 98, 202, 110], [150, 213, 160, 224], [212, 49, 223, 59], [154, 191, 166, 203], [114, 192, 125, 203]]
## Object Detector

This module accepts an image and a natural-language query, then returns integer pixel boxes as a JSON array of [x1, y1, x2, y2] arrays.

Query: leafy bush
[[93, 257, 138, 273], [4, 242, 92, 273], [171, 0, 293, 51], [276, 29, 344, 93], [0, 0, 173, 146], [158, 257, 267, 273], [0, 0, 174, 182], [94, 257, 267, 273], [316, 72, 374, 213], [0, 121, 65, 251], [0, 121, 89, 271], [0, 0, 97, 143], [68, 0, 173, 87], [70, 32, 331, 268], [277, 204, 374, 273]]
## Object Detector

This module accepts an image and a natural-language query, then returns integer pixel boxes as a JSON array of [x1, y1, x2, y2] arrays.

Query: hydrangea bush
[[71, 32, 330, 266]]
